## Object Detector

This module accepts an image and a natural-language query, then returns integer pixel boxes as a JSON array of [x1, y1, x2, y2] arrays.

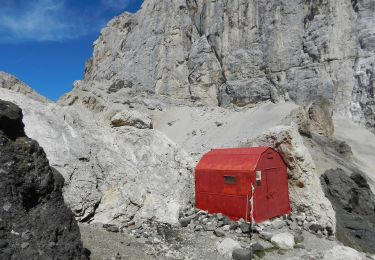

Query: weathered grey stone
[[179, 217, 191, 228], [271, 219, 286, 230], [307, 96, 335, 139], [245, 126, 336, 232], [216, 238, 241, 258], [232, 248, 252, 260], [213, 229, 225, 237], [59, 0, 375, 134], [321, 168, 375, 253], [323, 245, 362, 260], [271, 233, 295, 250], [0, 84, 194, 227], [110, 109, 152, 129]]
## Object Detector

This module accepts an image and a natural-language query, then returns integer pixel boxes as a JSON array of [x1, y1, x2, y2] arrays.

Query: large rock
[[245, 125, 335, 233], [0, 100, 25, 140], [321, 168, 375, 253], [270, 233, 295, 250], [0, 100, 89, 260], [0, 80, 194, 226], [60, 0, 375, 133], [110, 109, 152, 129], [307, 96, 335, 139]]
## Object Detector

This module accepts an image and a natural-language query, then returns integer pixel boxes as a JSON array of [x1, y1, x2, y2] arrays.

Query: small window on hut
[[224, 176, 236, 184], [256, 170, 262, 186]]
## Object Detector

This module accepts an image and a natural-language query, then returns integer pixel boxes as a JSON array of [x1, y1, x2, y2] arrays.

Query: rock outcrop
[[245, 126, 336, 233], [321, 168, 375, 253], [0, 100, 89, 260], [0, 80, 194, 226], [110, 109, 152, 129], [60, 0, 375, 134]]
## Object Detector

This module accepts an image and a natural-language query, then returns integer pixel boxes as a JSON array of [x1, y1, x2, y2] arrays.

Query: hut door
[[265, 168, 282, 217]]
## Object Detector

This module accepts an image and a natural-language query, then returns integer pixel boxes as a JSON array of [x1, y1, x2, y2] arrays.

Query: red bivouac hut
[[195, 147, 291, 223]]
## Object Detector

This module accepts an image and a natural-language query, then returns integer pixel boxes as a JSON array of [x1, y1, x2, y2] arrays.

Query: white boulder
[[110, 109, 152, 129], [216, 238, 242, 258], [270, 232, 295, 249]]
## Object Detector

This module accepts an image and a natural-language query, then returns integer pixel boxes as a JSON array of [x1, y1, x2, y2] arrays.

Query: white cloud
[[0, 0, 133, 43]]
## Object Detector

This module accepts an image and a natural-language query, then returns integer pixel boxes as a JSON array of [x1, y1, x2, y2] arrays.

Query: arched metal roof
[[195, 147, 271, 172]]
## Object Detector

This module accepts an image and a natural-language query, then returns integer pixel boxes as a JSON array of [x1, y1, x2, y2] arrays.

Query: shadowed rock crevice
[[0, 100, 25, 140], [321, 168, 375, 254]]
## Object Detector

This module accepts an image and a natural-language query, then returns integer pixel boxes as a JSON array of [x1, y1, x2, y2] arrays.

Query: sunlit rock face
[[60, 0, 375, 133]]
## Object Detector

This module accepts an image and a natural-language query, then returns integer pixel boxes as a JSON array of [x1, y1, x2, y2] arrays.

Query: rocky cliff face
[[0, 79, 194, 227], [321, 168, 375, 253], [0, 100, 89, 259], [61, 0, 375, 133]]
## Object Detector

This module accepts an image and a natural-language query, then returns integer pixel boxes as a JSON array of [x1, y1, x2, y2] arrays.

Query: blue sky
[[0, 0, 143, 101]]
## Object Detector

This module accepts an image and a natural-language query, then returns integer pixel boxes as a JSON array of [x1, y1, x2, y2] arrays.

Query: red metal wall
[[252, 148, 291, 222], [195, 147, 291, 223]]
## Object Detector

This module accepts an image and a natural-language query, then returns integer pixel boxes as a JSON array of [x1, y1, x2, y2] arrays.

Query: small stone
[[303, 222, 311, 230], [271, 232, 295, 249], [309, 224, 323, 233], [214, 229, 225, 237], [223, 217, 230, 225], [240, 223, 250, 234], [0, 240, 8, 248], [232, 248, 252, 260], [289, 222, 299, 231], [271, 219, 286, 230], [222, 225, 230, 231], [217, 238, 242, 258], [295, 213, 306, 222], [251, 242, 264, 252], [235, 228, 242, 234], [21, 242, 29, 249], [204, 225, 215, 231], [259, 231, 273, 241], [103, 224, 120, 233], [194, 225, 203, 231], [3, 202, 11, 212], [215, 121, 223, 127], [21, 231, 32, 241], [216, 213, 224, 220], [10, 230, 19, 236], [230, 221, 239, 230], [295, 244, 305, 249], [294, 231, 304, 244], [179, 217, 191, 227], [216, 221, 224, 227], [185, 209, 195, 216], [306, 216, 314, 222]]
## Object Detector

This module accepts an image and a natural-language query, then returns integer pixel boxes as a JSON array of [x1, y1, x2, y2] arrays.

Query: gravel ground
[[79, 224, 160, 260]]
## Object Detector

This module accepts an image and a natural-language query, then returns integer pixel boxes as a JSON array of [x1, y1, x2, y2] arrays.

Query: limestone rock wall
[[244, 126, 336, 233], [61, 0, 375, 133], [0, 87, 194, 226]]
